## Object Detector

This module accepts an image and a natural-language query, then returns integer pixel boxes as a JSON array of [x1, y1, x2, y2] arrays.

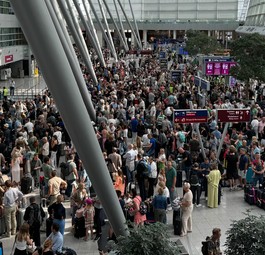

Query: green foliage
[[112, 223, 181, 255], [225, 211, 265, 255], [230, 33, 265, 82], [184, 30, 220, 56]]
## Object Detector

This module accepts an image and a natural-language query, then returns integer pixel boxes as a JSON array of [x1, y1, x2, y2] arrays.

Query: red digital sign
[[5, 55, 13, 63], [217, 109, 250, 123]]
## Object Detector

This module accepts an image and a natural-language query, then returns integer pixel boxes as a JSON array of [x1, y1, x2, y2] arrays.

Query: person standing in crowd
[[13, 223, 34, 255], [207, 163, 221, 209], [50, 135, 58, 169], [70, 182, 87, 226], [123, 144, 137, 183], [31, 153, 42, 189], [48, 195, 66, 235], [152, 187, 167, 224], [24, 196, 45, 246], [252, 152, 265, 187], [41, 137, 50, 162], [148, 156, 157, 197], [131, 188, 146, 226], [10, 79, 15, 96], [113, 169, 125, 196], [83, 198, 95, 241], [77, 160, 91, 196], [180, 182, 193, 237], [190, 163, 202, 207], [93, 196, 104, 241], [226, 145, 239, 191], [3, 180, 23, 237], [207, 228, 222, 255], [238, 148, 249, 188], [165, 161, 177, 205], [11, 150, 22, 184], [42, 156, 53, 196], [47, 170, 67, 205], [65, 153, 78, 197]]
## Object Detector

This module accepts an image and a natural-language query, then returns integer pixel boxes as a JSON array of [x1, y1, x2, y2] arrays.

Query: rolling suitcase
[[16, 208, 25, 230], [245, 186, 257, 205], [74, 216, 86, 239], [176, 170, 183, 188], [256, 189, 264, 208], [21, 176, 32, 194], [173, 208, 182, 236], [0, 215, 6, 236]]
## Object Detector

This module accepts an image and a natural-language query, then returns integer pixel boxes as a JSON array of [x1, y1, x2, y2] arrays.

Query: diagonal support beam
[[72, 0, 106, 67], [81, 0, 106, 66], [46, 0, 96, 122], [101, 0, 128, 51], [10, 0, 128, 238], [116, 0, 142, 49], [87, 0, 118, 60]]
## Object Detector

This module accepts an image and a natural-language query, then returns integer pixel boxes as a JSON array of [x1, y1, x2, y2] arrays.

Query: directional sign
[[171, 70, 182, 83], [159, 51, 166, 59], [160, 58, 168, 70], [217, 109, 250, 123], [174, 109, 208, 124]]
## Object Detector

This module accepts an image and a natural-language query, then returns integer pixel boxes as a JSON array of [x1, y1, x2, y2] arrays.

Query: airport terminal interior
[[1, 0, 265, 255]]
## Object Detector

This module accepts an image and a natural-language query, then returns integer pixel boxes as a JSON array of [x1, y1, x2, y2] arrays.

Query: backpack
[[28, 205, 42, 227], [60, 162, 71, 178], [178, 132, 186, 143], [136, 197, 147, 215], [201, 236, 211, 255], [138, 160, 151, 177]]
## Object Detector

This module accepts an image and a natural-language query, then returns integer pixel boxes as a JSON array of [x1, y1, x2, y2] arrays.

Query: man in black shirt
[[24, 196, 45, 246]]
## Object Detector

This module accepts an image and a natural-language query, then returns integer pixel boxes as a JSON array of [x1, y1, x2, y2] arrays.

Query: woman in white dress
[[11, 151, 22, 184]]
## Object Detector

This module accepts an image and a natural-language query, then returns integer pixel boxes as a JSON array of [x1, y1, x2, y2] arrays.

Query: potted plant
[[225, 211, 265, 255], [109, 222, 186, 255]]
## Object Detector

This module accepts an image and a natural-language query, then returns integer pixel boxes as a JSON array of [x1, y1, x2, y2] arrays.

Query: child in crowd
[[83, 198, 95, 241]]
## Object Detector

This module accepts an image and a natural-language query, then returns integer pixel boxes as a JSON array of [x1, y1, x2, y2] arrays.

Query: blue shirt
[[152, 195, 167, 210], [3, 187, 23, 207], [46, 231, 63, 253]]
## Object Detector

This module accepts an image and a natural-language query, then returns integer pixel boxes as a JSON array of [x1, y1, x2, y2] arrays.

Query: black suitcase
[[245, 186, 257, 205], [176, 171, 183, 188], [256, 189, 264, 208], [46, 217, 53, 237], [21, 176, 32, 194], [57, 247, 77, 255], [173, 208, 182, 236], [218, 185, 222, 205], [74, 217, 86, 239]]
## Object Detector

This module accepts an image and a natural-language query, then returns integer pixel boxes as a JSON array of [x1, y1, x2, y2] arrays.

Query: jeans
[[169, 187, 177, 204], [154, 209, 167, 224], [65, 179, 75, 197], [53, 219, 65, 236], [184, 166, 191, 181], [253, 174, 264, 187], [190, 184, 201, 205], [137, 176, 147, 201]]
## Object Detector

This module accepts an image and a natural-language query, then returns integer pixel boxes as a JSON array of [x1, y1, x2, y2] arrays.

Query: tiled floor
[[2, 187, 265, 255]]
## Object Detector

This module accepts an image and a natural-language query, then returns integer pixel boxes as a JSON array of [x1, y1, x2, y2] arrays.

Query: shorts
[[238, 170, 246, 179]]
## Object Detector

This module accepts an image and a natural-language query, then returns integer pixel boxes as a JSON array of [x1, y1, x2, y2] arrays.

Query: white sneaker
[[196, 204, 202, 208]]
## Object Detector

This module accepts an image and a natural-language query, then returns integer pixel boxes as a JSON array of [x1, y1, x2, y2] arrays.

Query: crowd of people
[[0, 46, 262, 255]]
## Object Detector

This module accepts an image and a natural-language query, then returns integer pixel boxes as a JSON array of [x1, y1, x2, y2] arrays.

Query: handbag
[[26, 242, 36, 254]]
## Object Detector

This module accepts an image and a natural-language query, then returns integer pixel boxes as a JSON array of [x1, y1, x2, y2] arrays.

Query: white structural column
[[143, 30, 147, 48], [173, 30, 176, 39], [97, 30, 103, 48]]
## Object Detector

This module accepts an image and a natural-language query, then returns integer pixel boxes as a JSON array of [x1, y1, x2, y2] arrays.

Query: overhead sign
[[203, 56, 237, 76], [174, 109, 208, 124], [159, 51, 166, 59], [217, 109, 250, 123], [5, 55, 13, 63], [171, 70, 182, 83], [201, 79, 210, 91], [160, 58, 168, 70]]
